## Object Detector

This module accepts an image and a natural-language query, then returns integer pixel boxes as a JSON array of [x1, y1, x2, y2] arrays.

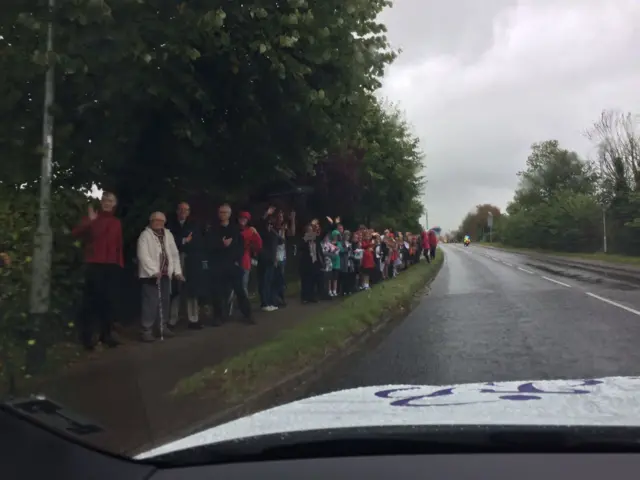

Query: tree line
[[453, 110, 640, 255], [1, 0, 423, 228], [0, 0, 425, 378]]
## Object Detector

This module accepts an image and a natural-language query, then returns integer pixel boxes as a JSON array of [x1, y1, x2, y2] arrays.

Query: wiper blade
[[2, 396, 105, 437]]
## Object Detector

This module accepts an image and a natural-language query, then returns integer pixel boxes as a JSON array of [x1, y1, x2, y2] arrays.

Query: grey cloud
[[381, 0, 517, 66], [380, 0, 640, 231]]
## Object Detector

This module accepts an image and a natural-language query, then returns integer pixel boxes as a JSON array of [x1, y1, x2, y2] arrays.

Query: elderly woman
[[137, 211, 184, 342]]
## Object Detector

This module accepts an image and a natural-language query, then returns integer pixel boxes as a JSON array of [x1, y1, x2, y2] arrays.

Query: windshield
[[2, 0, 640, 464]]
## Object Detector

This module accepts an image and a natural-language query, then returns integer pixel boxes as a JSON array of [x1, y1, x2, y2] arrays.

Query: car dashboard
[[2, 402, 640, 479]]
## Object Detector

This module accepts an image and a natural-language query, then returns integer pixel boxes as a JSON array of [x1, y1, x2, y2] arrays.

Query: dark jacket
[[166, 216, 197, 254], [298, 235, 324, 272], [206, 221, 244, 270], [165, 217, 208, 298], [183, 226, 208, 298], [257, 218, 281, 264]]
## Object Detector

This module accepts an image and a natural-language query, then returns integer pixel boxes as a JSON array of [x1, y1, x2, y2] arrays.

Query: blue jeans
[[273, 260, 286, 305], [242, 268, 250, 296], [258, 263, 275, 307]]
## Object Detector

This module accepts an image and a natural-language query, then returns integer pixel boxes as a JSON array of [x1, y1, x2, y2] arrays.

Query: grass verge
[[171, 253, 444, 400], [478, 242, 640, 266]]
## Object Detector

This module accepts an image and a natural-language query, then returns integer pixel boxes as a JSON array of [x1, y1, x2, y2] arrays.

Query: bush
[[0, 185, 88, 389]]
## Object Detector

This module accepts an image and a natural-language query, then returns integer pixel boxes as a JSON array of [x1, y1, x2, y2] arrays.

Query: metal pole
[[30, 0, 55, 314], [27, 0, 55, 371], [597, 151, 608, 254], [602, 207, 607, 253]]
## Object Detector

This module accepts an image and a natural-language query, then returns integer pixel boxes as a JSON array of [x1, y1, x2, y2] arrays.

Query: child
[[328, 230, 343, 297], [322, 234, 338, 299]]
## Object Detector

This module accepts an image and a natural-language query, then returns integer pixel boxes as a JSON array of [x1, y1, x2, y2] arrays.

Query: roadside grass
[[170, 253, 444, 401], [0, 340, 87, 396], [478, 242, 640, 266]]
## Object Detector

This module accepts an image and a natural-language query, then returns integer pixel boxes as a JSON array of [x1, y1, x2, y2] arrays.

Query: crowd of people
[[69, 192, 439, 350]]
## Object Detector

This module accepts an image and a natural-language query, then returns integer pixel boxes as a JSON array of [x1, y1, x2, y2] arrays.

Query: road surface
[[318, 244, 640, 390]]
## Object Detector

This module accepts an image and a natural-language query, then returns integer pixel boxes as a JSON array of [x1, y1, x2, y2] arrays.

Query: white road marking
[[502, 262, 513, 267], [541, 276, 572, 287], [518, 267, 535, 274], [585, 292, 640, 317], [490, 257, 498, 261]]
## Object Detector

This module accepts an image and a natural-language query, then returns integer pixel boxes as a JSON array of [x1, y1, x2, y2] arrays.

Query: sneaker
[[262, 306, 271, 312], [188, 322, 204, 330], [268, 305, 279, 311], [100, 336, 120, 348], [141, 331, 155, 343]]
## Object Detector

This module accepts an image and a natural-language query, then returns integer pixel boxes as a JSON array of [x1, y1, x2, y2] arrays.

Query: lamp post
[[28, 0, 56, 371]]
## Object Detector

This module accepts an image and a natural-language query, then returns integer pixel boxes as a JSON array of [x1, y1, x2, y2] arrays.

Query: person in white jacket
[[137, 211, 184, 342]]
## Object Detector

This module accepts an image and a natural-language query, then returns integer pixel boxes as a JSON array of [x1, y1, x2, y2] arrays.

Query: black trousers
[[78, 263, 121, 347], [340, 271, 356, 294], [212, 265, 251, 320], [371, 263, 382, 285], [300, 267, 324, 302]]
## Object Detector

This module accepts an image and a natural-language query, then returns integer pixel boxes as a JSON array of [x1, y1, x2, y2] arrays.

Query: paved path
[[23, 293, 334, 454]]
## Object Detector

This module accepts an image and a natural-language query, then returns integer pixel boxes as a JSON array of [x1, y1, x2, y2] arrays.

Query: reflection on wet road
[[318, 244, 640, 391]]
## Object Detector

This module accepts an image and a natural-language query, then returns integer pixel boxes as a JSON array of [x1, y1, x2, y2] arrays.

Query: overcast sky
[[378, 0, 640, 232]]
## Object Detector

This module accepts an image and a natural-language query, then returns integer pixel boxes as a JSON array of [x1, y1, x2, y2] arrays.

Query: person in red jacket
[[238, 211, 262, 295], [72, 192, 123, 350], [360, 231, 375, 290], [427, 229, 438, 260], [420, 228, 431, 263]]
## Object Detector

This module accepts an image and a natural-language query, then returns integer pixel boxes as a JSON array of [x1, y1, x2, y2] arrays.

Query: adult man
[[208, 203, 254, 324], [256, 210, 281, 312], [273, 208, 295, 307], [167, 202, 203, 330], [420, 227, 431, 263], [72, 192, 123, 350], [427, 229, 438, 260]]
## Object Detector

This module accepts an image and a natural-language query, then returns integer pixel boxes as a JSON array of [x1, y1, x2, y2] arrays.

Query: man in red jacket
[[420, 228, 431, 263], [72, 192, 123, 350], [427, 229, 438, 260]]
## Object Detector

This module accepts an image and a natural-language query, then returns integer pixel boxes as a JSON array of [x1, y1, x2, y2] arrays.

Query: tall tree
[[1, 0, 397, 197]]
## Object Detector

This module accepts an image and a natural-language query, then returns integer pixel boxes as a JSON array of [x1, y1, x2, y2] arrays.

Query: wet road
[[319, 244, 640, 390]]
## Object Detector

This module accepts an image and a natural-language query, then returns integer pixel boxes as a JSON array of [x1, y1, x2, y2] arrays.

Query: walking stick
[[157, 277, 164, 341]]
